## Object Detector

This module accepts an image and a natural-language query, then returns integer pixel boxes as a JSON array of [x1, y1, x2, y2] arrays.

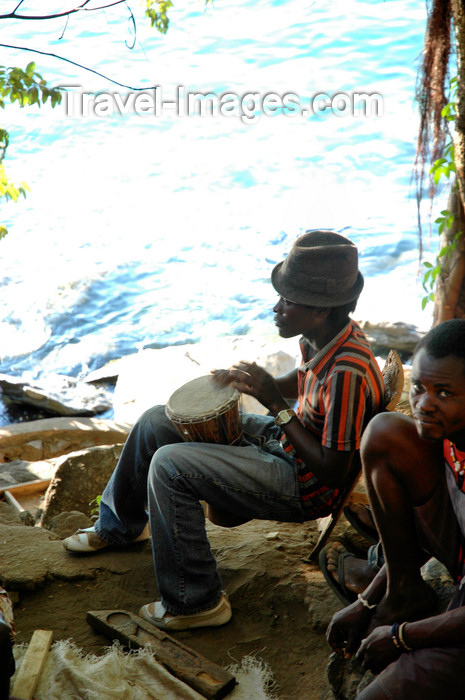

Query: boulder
[[0, 459, 57, 490], [0, 373, 113, 416], [0, 417, 130, 463], [359, 321, 424, 357], [39, 444, 124, 527], [112, 336, 300, 425], [46, 510, 93, 539]]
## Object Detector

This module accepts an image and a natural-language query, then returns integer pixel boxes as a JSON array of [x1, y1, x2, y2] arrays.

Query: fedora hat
[[271, 230, 364, 307]]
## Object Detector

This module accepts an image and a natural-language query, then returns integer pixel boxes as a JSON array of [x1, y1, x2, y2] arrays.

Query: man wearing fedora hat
[[63, 230, 384, 632]]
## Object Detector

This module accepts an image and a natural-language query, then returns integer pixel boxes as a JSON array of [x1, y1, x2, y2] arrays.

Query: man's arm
[[226, 361, 355, 489], [275, 368, 299, 399], [327, 566, 388, 657], [355, 605, 465, 675], [389, 606, 465, 650], [274, 414, 354, 488]]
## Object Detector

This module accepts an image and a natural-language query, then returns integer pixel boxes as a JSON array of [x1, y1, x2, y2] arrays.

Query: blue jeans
[[95, 406, 312, 615], [367, 542, 384, 572]]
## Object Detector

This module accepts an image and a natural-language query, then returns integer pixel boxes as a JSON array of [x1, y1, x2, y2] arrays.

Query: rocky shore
[[0, 322, 439, 699]]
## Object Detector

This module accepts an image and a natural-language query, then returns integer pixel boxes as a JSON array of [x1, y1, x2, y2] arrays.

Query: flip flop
[[343, 503, 379, 545], [318, 544, 357, 606]]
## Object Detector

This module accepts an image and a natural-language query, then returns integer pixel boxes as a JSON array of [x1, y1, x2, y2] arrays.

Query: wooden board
[[0, 478, 51, 499], [1, 479, 50, 514], [87, 609, 236, 699], [12, 629, 53, 699]]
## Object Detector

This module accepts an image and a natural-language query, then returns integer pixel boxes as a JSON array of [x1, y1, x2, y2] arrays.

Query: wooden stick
[[87, 610, 236, 699], [3, 490, 25, 513], [0, 478, 50, 498], [12, 629, 53, 699]]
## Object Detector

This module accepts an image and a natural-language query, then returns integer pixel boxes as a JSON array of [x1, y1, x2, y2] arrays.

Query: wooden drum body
[[165, 375, 242, 445]]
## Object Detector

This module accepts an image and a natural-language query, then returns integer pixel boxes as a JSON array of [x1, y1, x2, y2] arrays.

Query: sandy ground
[[0, 501, 350, 700]]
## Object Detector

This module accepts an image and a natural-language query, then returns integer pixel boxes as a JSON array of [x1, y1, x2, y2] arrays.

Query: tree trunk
[[433, 184, 465, 323], [434, 0, 465, 322]]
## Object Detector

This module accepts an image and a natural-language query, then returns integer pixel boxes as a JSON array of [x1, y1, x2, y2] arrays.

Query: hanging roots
[[415, 0, 453, 251]]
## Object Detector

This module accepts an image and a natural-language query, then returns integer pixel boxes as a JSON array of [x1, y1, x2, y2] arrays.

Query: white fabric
[[12, 640, 276, 700]]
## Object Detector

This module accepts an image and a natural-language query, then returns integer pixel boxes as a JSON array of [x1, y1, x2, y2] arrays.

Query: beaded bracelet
[[398, 622, 413, 651], [391, 622, 413, 651], [391, 622, 401, 649], [357, 593, 377, 610]]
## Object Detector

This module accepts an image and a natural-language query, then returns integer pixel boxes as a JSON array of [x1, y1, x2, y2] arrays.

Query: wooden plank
[[87, 609, 236, 699], [12, 629, 53, 699], [0, 478, 50, 499]]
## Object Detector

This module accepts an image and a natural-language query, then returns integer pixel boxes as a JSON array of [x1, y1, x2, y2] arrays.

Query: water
[[0, 0, 444, 421]]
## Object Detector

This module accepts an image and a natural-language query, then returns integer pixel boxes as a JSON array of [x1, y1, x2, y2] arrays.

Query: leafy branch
[[0, 62, 63, 239], [144, 0, 174, 34], [0, 1, 211, 239]]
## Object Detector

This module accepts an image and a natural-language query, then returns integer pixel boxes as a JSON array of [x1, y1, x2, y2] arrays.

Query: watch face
[[277, 409, 293, 425]]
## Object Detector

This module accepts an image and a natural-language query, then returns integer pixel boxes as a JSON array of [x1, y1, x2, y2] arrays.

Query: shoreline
[[0, 318, 422, 428]]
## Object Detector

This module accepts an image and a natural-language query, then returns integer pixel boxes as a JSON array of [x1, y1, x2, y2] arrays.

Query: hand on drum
[[212, 362, 283, 412], [210, 369, 234, 388]]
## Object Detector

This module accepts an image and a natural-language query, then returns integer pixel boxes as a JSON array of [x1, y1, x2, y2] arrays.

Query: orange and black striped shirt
[[281, 320, 384, 514]]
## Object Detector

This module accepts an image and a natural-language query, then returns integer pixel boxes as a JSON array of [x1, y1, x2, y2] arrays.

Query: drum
[[165, 375, 242, 445]]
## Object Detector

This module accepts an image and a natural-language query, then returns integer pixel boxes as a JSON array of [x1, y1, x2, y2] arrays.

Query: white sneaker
[[63, 524, 150, 553], [139, 594, 232, 631]]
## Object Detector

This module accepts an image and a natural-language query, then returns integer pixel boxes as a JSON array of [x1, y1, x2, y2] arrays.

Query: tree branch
[[0, 1, 129, 21], [0, 43, 156, 91]]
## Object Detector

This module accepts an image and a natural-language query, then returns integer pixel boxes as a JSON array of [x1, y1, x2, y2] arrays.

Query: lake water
[[0, 0, 444, 421]]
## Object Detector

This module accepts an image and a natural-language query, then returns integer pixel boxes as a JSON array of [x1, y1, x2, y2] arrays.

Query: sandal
[[343, 502, 378, 544]]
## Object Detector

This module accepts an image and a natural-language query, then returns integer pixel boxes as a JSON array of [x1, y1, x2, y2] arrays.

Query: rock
[[39, 444, 124, 527], [112, 336, 300, 424], [19, 510, 36, 526], [0, 519, 150, 591], [0, 500, 23, 525], [326, 654, 375, 700], [0, 459, 57, 490], [358, 321, 424, 357], [0, 417, 130, 463], [0, 373, 113, 417], [84, 359, 125, 385], [47, 510, 93, 539]]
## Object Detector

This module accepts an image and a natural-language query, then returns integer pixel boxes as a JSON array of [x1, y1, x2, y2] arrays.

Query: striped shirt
[[281, 320, 384, 513]]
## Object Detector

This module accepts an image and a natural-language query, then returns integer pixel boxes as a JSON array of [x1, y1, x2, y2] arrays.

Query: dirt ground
[[0, 502, 349, 700]]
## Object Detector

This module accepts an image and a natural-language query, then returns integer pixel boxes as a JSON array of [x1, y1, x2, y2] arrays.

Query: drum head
[[166, 375, 239, 421]]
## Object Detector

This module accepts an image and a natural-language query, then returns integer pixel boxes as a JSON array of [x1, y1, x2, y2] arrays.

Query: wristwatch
[[274, 408, 296, 427]]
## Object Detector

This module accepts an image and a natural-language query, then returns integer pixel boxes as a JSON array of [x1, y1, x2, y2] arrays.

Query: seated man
[[326, 318, 465, 700], [63, 230, 384, 632]]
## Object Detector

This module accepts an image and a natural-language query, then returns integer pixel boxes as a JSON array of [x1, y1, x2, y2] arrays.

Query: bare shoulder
[[368, 411, 415, 433], [362, 411, 440, 458]]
